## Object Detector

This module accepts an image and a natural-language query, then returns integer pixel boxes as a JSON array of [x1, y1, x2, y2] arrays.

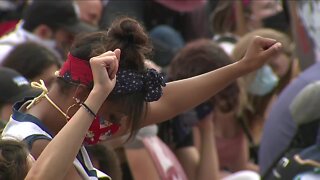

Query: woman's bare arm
[[144, 36, 282, 126], [25, 50, 120, 180], [176, 113, 219, 180]]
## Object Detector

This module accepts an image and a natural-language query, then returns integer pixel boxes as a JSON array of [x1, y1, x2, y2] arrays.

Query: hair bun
[[108, 17, 149, 48], [106, 17, 151, 72]]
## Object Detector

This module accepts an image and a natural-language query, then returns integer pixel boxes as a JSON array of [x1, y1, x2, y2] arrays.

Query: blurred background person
[[0, 0, 96, 63], [210, 0, 289, 55], [232, 28, 299, 165], [86, 144, 122, 180], [0, 67, 39, 123], [159, 39, 252, 178], [2, 42, 62, 88], [259, 1, 320, 178], [75, 0, 103, 26], [0, 0, 27, 36]]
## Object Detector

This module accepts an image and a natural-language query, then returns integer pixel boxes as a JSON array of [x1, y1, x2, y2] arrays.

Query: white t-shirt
[[1, 99, 109, 180], [0, 21, 59, 64]]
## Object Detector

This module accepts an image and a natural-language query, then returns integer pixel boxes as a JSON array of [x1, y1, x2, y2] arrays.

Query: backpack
[[267, 144, 320, 180]]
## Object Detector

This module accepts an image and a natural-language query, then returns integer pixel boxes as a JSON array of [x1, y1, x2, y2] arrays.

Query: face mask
[[41, 38, 57, 50], [40, 38, 64, 59], [248, 65, 279, 96], [262, 10, 290, 33], [21, 24, 57, 51], [84, 115, 121, 145]]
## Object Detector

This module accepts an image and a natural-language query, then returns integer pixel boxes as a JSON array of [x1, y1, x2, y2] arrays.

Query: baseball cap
[[0, 67, 40, 104], [23, 0, 97, 34]]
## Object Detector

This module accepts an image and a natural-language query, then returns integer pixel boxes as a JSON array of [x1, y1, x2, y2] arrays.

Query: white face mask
[[40, 38, 62, 59], [19, 23, 58, 56], [40, 38, 57, 50], [247, 65, 279, 96]]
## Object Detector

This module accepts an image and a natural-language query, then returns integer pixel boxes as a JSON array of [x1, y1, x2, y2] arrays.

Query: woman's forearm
[[145, 61, 247, 125], [26, 89, 107, 180], [145, 36, 282, 126], [197, 117, 219, 180], [198, 129, 219, 180]]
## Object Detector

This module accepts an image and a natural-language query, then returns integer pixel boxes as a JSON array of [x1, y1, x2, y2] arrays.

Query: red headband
[[58, 53, 93, 87]]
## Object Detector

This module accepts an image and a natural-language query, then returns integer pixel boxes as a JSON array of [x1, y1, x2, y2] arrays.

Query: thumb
[[260, 42, 282, 60], [114, 48, 121, 61]]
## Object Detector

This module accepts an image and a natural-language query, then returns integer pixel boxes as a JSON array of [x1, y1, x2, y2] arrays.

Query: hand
[[196, 112, 214, 132], [241, 36, 282, 71], [89, 49, 120, 95]]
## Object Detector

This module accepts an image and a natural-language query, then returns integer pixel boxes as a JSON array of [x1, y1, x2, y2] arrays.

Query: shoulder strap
[[142, 136, 188, 180], [237, 115, 258, 162]]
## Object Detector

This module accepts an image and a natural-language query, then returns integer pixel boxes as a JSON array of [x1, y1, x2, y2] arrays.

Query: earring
[[65, 97, 81, 121]]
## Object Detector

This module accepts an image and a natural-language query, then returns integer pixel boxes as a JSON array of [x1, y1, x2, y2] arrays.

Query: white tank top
[[1, 100, 110, 180]]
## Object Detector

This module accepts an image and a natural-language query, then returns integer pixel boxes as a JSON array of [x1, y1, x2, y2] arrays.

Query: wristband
[[81, 102, 97, 118]]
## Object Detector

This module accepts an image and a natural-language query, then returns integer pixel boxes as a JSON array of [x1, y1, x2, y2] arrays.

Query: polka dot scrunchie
[[111, 68, 166, 102]]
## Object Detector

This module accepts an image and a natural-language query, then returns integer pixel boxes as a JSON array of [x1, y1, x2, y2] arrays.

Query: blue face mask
[[247, 65, 279, 96]]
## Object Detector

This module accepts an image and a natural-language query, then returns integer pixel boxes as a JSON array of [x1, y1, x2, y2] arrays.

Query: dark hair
[[168, 39, 239, 112], [2, 42, 61, 81], [86, 144, 122, 180], [0, 139, 29, 180], [210, 0, 251, 34], [22, 1, 58, 31], [67, 17, 152, 137], [22, 0, 76, 32]]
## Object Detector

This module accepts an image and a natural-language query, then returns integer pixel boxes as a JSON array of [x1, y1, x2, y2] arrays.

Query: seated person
[[0, 67, 39, 123]]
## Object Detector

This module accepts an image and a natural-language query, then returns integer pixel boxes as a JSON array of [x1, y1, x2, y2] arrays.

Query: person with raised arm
[[1, 17, 281, 180]]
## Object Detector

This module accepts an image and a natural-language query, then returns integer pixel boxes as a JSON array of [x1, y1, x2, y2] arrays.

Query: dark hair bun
[[69, 17, 151, 72], [106, 17, 152, 71], [108, 17, 149, 48]]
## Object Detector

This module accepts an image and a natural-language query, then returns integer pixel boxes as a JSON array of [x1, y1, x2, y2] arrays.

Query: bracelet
[[81, 102, 97, 118]]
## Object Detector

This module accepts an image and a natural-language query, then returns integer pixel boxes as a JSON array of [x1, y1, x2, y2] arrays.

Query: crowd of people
[[0, 0, 320, 180]]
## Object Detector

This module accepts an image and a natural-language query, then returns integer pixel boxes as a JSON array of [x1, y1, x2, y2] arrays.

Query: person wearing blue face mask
[[235, 64, 280, 164], [247, 65, 279, 96], [232, 28, 299, 164]]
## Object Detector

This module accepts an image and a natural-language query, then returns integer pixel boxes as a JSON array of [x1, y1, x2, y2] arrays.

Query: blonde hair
[[232, 28, 295, 118], [232, 28, 293, 61]]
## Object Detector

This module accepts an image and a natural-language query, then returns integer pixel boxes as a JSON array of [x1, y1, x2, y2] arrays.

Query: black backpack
[[267, 144, 320, 180], [263, 121, 320, 180]]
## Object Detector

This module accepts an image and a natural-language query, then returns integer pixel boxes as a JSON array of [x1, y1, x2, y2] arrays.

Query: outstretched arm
[[25, 50, 120, 180], [144, 36, 282, 126]]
